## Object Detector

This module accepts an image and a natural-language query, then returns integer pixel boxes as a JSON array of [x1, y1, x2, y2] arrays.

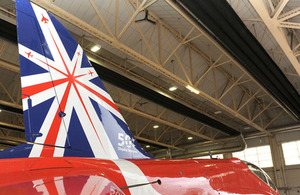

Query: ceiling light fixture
[[146, 145, 150, 148], [91, 45, 101, 52], [214, 111, 222, 114], [169, 86, 177, 91], [153, 125, 159, 129], [186, 85, 200, 94], [187, 136, 193, 140]]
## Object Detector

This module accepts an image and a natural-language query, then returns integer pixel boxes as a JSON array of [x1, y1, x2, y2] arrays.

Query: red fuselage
[[0, 157, 279, 194]]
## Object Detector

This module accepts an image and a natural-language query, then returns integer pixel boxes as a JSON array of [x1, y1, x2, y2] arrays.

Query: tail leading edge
[[0, 0, 151, 159]]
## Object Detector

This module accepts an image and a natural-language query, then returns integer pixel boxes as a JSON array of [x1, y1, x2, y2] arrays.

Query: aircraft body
[[0, 157, 278, 194], [0, 0, 279, 194]]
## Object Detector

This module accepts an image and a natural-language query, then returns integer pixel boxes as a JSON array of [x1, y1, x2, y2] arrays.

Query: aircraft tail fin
[[0, 0, 152, 159]]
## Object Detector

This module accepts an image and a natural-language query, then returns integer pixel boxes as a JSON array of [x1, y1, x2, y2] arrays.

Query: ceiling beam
[[135, 136, 184, 151], [165, 0, 274, 136], [278, 7, 300, 21], [249, 0, 300, 76], [0, 99, 22, 114], [271, 0, 289, 19], [0, 59, 20, 73], [0, 121, 24, 132], [116, 103, 218, 142]]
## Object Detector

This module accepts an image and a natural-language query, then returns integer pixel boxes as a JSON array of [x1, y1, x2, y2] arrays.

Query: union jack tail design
[[0, 0, 151, 159]]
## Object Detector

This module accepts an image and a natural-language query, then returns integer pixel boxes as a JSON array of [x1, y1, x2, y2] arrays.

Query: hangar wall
[[243, 130, 300, 195]]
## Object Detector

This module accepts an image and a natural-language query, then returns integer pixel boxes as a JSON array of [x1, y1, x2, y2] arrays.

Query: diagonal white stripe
[[113, 160, 161, 195]]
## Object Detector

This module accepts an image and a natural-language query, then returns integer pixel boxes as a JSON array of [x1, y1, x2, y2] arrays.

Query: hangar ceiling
[[0, 0, 299, 158]]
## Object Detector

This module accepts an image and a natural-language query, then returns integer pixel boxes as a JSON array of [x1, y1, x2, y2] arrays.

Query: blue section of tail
[[16, 1, 54, 68], [90, 98, 152, 159], [0, 0, 152, 159]]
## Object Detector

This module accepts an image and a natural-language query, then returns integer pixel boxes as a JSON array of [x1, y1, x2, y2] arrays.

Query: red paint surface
[[0, 157, 279, 195]]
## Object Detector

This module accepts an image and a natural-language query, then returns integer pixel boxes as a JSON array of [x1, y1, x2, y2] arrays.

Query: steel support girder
[[249, 0, 300, 76], [0, 99, 23, 114], [91, 61, 239, 136], [0, 135, 26, 146], [278, 7, 300, 21], [0, 121, 24, 132], [170, 0, 300, 124], [116, 103, 218, 142], [135, 136, 184, 151], [165, 0, 273, 135], [0, 59, 20, 73]]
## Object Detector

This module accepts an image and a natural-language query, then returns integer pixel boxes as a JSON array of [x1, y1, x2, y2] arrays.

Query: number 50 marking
[[118, 133, 133, 148]]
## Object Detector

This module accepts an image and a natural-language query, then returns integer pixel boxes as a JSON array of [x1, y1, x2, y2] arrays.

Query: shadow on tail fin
[[0, 0, 152, 159]]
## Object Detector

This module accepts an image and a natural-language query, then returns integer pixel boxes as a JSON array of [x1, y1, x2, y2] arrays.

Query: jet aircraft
[[0, 0, 279, 194]]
